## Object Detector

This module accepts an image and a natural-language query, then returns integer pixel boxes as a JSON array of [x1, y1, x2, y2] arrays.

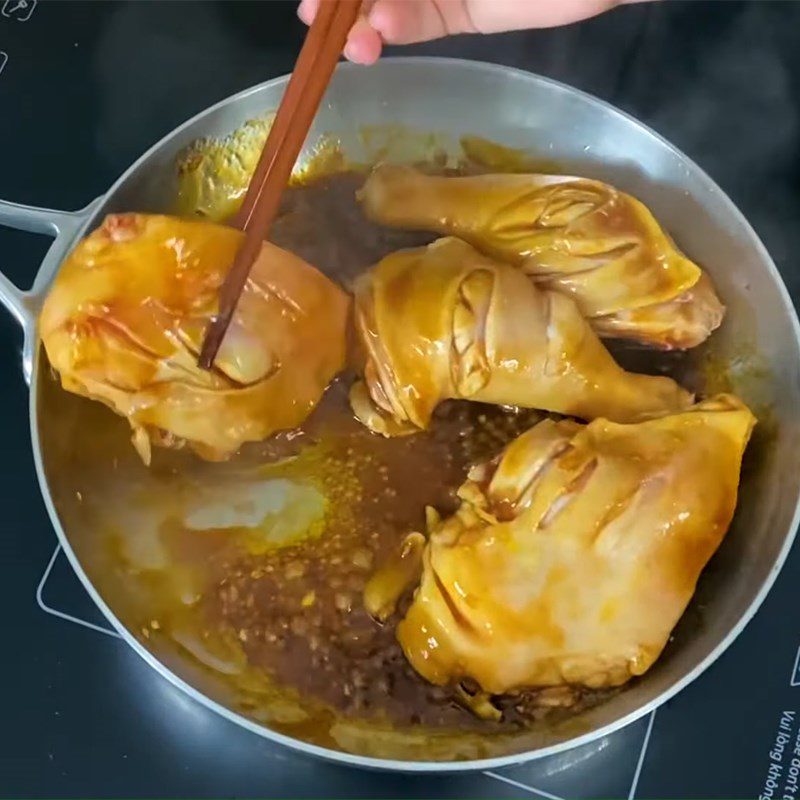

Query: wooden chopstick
[[199, 0, 362, 370], [232, 0, 342, 231]]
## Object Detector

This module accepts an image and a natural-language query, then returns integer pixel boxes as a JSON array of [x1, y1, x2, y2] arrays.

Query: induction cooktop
[[1, 3, 799, 798]]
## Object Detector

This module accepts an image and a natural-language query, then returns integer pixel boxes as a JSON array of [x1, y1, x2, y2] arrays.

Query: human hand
[[297, 0, 645, 65]]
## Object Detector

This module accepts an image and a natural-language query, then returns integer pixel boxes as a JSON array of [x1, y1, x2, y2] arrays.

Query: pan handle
[[0, 197, 101, 384]]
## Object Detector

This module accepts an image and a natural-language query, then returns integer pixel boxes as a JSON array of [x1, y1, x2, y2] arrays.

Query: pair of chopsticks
[[199, 0, 362, 369]]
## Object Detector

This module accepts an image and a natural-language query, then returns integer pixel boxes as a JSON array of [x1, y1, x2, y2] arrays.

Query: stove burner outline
[[485, 711, 656, 799], [36, 544, 120, 639], [790, 645, 800, 687], [483, 774, 565, 800], [35, 542, 657, 796], [0, 51, 7, 77]]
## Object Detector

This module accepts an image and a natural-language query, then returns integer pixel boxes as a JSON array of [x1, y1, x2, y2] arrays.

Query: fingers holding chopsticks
[[298, 0, 457, 64], [299, 0, 382, 65], [298, 0, 652, 65]]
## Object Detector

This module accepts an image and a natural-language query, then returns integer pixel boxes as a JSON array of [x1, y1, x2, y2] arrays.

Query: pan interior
[[31, 61, 800, 765]]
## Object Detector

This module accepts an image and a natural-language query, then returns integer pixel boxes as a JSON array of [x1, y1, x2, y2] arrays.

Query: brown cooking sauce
[[210, 385, 546, 730], [38, 157, 771, 759], [198, 172, 637, 732]]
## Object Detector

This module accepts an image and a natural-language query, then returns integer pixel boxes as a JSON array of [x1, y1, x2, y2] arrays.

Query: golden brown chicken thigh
[[397, 395, 755, 697], [358, 165, 724, 349], [349, 237, 692, 435], [40, 214, 350, 463]]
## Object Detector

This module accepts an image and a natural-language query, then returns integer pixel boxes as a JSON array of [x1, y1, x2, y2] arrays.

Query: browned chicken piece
[[40, 214, 350, 463], [349, 237, 692, 436], [397, 395, 755, 699], [358, 165, 724, 349]]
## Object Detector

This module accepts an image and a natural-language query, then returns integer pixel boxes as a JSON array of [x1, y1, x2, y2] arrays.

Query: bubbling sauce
[[210, 383, 546, 729]]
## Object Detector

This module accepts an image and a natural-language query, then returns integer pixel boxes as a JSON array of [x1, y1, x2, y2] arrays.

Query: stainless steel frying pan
[[1, 58, 799, 771]]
